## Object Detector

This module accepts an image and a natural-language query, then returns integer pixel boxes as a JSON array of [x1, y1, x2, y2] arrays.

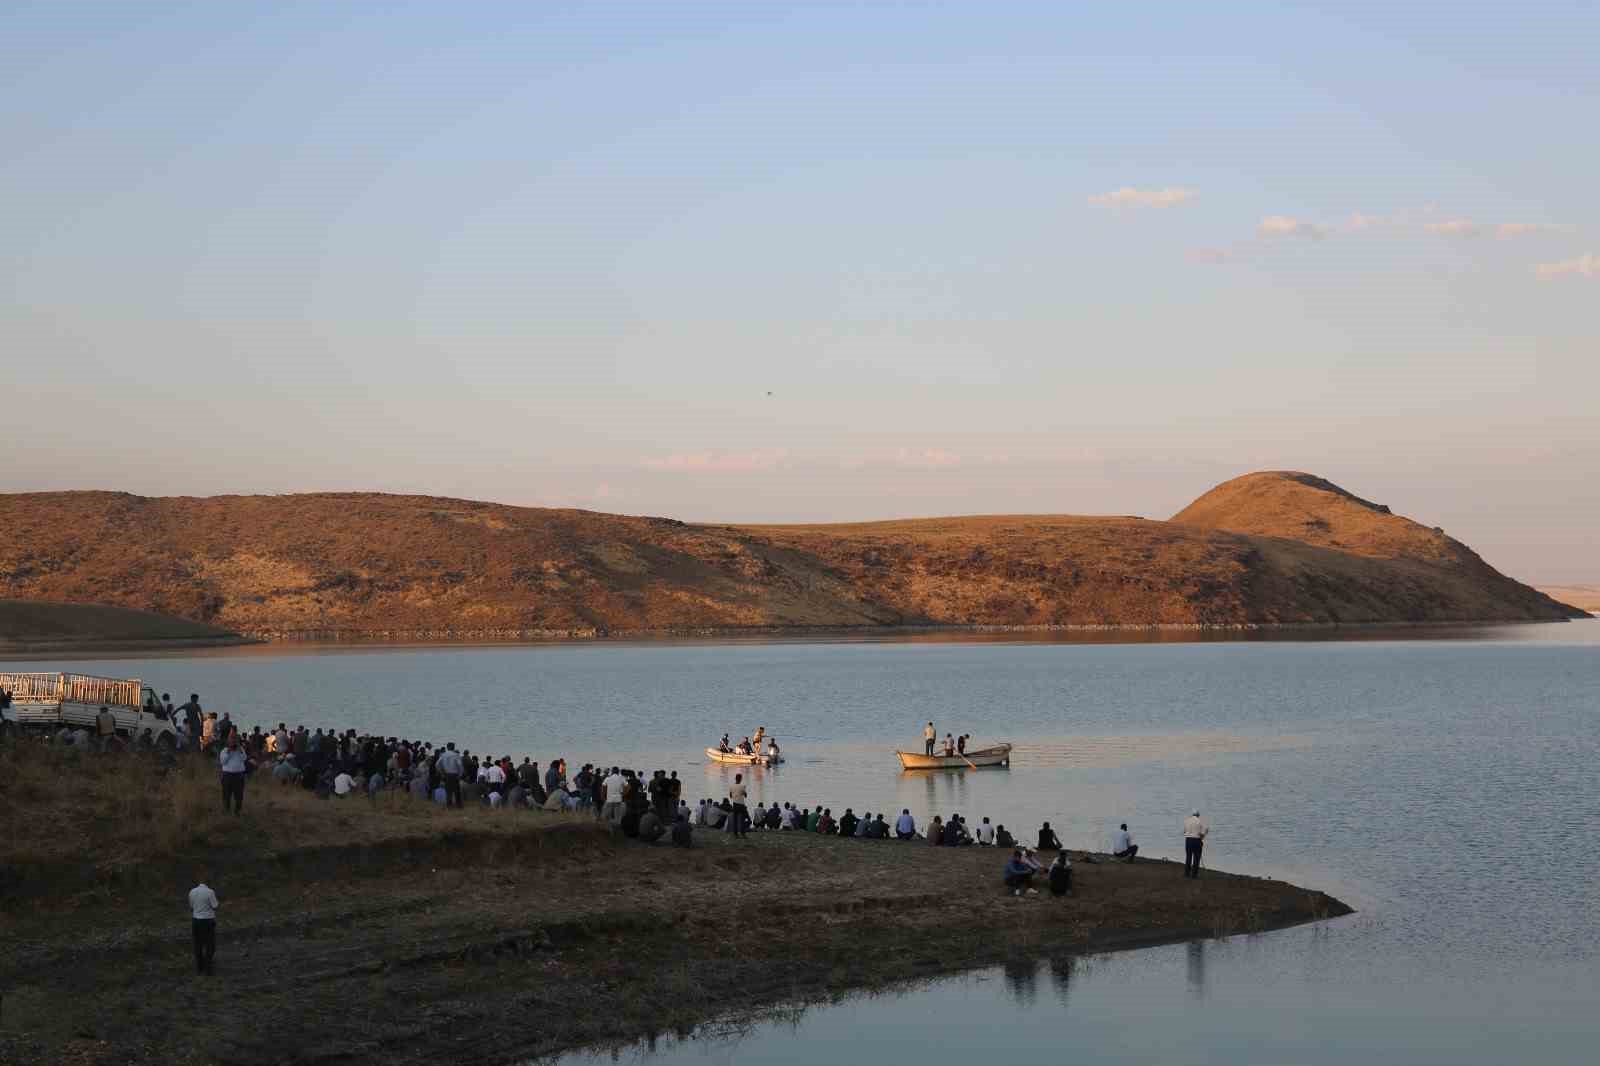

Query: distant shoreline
[[2, 616, 1586, 659]]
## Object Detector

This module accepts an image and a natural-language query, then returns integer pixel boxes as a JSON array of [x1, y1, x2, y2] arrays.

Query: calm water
[[8, 621, 1599, 1063]]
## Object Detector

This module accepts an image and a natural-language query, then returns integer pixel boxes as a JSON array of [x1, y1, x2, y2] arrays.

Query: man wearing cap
[[1183, 810, 1209, 878]]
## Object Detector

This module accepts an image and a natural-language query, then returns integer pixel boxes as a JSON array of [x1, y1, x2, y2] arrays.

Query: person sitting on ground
[[806, 806, 821, 833], [765, 803, 781, 830], [927, 815, 944, 845], [818, 809, 835, 834], [333, 769, 355, 798], [895, 809, 916, 840], [1048, 851, 1073, 897], [638, 807, 664, 843], [855, 811, 873, 838], [272, 755, 300, 785], [1112, 823, 1139, 862], [839, 808, 859, 837], [1038, 821, 1063, 852], [995, 824, 1015, 849], [671, 810, 693, 848], [872, 813, 889, 838], [543, 786, 571, 812], [978, 817, 995, 846], [1004, 850, 1038, 896]]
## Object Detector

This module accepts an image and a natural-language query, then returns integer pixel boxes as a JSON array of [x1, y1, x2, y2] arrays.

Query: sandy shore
[[0, 775, 1350, 1065]]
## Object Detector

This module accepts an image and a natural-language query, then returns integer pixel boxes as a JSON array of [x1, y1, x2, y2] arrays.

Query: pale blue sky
[[3, 2, 1596, 581]]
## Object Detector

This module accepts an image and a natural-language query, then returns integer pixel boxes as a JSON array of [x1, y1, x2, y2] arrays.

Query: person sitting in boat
[[1004, 850, 1038, 896], [1038, 821, 1063, 852], [736, 736, 753, 755], [719, 735, 732, 753]]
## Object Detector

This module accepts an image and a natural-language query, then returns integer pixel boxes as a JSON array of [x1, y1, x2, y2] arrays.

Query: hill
[[1535, 585, 1600, 613], [0, 473, 1584, 642], [0, 598, 246, 651]]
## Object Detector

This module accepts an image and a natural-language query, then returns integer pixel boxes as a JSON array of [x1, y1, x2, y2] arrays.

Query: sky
[[2, 2, 1597, 582]]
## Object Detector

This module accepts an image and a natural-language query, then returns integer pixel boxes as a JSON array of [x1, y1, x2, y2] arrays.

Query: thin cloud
[[1185, 247, 1234, 265], [1258, 215, 1327, 239], [1088, 186, 1197, 210], [1534, 253, 1598, 280], [1342, 212, 1391, 231], [1423, 219, 1480, 237], [641, 450, 788, 472], [1495, 222, 1558, 239]]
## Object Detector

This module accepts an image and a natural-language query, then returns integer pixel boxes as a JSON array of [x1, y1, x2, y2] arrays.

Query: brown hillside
[[0, 475, 1583, 641], [0, 599, 242, 648]]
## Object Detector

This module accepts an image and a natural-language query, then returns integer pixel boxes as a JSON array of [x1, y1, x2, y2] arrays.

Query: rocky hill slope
[[0, 473, 1583, 640]]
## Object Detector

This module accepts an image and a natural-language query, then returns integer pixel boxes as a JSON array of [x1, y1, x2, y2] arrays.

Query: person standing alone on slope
[[188, 870, 218, 975], [1183, 810, 1209, 878]]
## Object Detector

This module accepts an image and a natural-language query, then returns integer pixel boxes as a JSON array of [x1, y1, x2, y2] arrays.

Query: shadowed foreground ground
[[0, 751, 1350, 1066]]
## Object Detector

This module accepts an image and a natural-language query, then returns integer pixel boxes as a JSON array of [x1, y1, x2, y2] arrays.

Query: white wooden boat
[[895, 743, 1012, 770], [706, 747, 783, 767]]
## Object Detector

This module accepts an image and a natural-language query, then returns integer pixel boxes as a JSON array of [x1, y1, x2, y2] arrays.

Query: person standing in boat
[[924, 722, 936, 756], [957, 734, 968, 755], [943, 734, 956, 757], [751, 726, 765, 752], [718, 734, 731, 753]]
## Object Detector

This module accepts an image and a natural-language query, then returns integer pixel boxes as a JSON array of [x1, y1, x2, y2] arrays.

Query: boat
[[894, 743, 1012, 770], [706, 747, 784, 767]]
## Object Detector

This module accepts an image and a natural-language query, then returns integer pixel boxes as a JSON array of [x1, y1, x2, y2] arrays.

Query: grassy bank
[[0, 746, 1351, 1064]]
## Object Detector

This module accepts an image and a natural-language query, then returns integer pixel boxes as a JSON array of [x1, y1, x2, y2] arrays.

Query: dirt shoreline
[[1, 616, 1580, 658], [0, 800, 1351, 1065]]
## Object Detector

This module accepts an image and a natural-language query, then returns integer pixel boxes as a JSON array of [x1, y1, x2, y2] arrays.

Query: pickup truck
[[0, 671, 177, 746]]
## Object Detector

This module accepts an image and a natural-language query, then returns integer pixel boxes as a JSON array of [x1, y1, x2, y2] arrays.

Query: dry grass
[[0, 742, 598, 875], [0, 473, 1578, 642]]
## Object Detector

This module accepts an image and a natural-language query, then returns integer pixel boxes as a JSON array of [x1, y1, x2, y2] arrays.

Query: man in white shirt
[[333, 771, 355, 797], [728, 774, 750, 838], [1113, 823, 1139, 862], [1183, 811, 1208, 879], [924, 722, 936, 757], [601, 768, 627, 826], [977, 817, 995, 846], [218, 733, 249, 814], [895, 809, 916, 839], [188, 871, 219, 975], [436, 744, 464, 808]]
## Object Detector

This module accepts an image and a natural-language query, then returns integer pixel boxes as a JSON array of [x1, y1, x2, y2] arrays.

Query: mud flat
[[0, 750, 1350, 1065]]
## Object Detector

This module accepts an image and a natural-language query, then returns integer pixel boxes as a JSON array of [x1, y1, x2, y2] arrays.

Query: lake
[[7, 620, 1599, 1064]]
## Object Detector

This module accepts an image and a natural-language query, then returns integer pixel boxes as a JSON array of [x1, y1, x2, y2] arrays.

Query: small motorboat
[[706, 747, 784, 767], [895, 743, 1012, 771]]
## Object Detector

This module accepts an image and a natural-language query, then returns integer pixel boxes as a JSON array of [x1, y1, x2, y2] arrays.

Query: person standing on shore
[[188, 870, 218, 975], [729, 773, 750, 838], [219, 733, 248, 814], [437, 743, 464, 808], [1183, 811, 1208, 878], [924, 722, 936, 757]]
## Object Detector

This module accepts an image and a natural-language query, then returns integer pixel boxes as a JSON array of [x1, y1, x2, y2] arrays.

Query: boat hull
[[894, 744, 1012, 770], [706, 747, 783, 766]]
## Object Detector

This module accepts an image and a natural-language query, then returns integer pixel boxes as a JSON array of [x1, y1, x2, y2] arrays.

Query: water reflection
[[1186, 940, 1207, 1000], [1048, 955, 1075, 1008], [1002, 958, 1040, 1006]]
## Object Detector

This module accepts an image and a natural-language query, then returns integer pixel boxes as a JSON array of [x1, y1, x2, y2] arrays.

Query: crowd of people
[[14, 690, 1210, 894]]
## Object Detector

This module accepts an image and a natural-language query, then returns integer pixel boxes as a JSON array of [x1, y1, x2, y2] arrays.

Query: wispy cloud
[[1185, 247, 1234, 265], [840, 448, 966, 471], [1534, 253, 1599, 280], [1088, 186, 1197, 210], [641, 450, 788, 472], [1258, 215, 1327, 239], [1424, 219, 1480, 237], [1495, 222, 1558, 239]]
